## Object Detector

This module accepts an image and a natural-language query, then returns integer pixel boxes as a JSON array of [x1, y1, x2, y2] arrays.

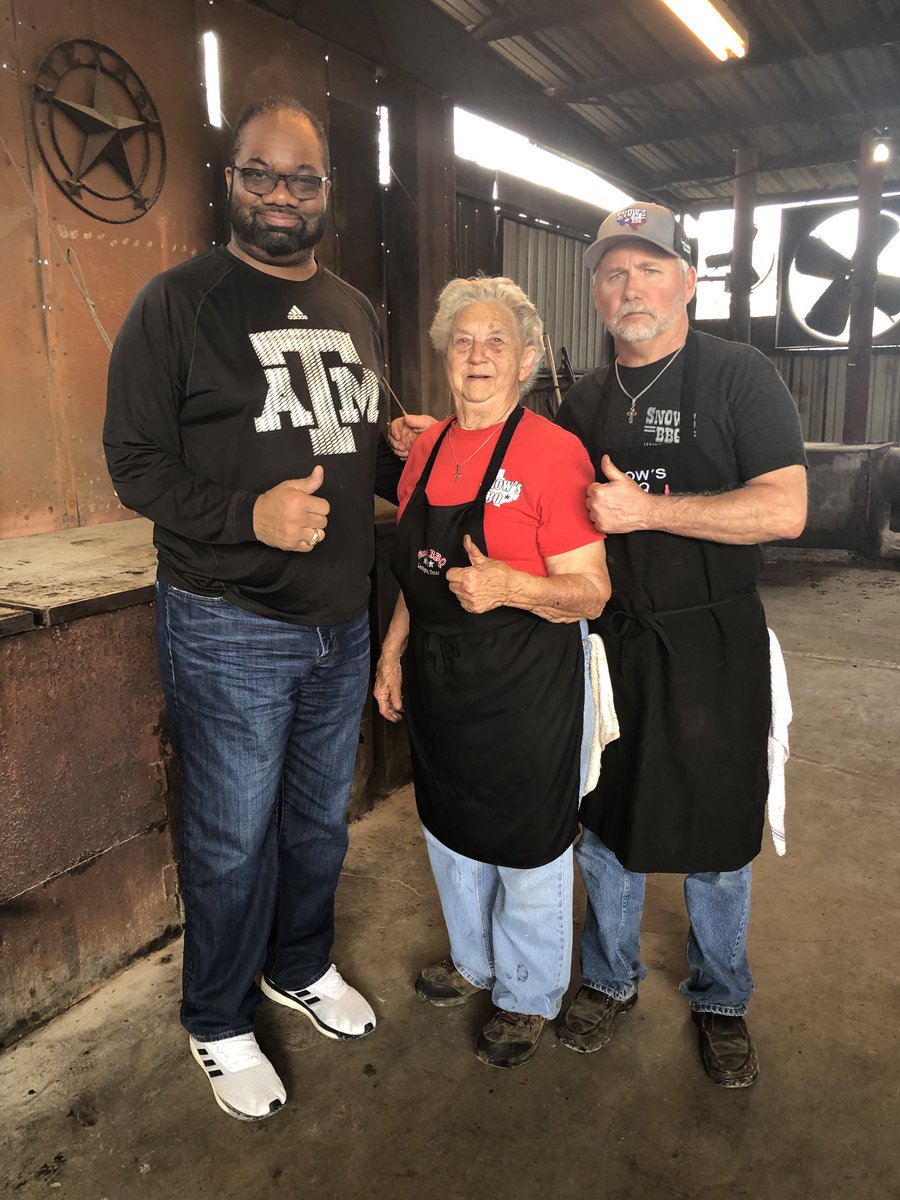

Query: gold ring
[[309, 528, 321, 547]]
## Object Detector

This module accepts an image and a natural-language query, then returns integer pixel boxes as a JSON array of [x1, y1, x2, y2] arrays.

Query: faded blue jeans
[[423, 827, 574, 1019], [576, 828, 755, 1015], [156, 576, 370, 1040]]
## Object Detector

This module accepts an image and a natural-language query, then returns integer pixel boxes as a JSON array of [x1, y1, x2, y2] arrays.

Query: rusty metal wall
[[0, 0, 215, 539], [0, 0, 428, 538], [0, 601, 181, 1046], [502, 218, 606, 375], [772, 350, 900, 444]]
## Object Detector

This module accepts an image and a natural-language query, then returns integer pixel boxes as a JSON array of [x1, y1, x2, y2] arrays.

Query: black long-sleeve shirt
[[104, 248, 401, 624]]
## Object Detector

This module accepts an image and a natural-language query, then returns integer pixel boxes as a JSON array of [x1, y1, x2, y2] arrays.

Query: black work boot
[[475, 1008, 546, 1069], [558, 985, 638, 1053], [692, 1010, 759, 1087]]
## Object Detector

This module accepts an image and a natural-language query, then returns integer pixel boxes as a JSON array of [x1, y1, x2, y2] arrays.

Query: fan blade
[[874, 273, 900, 320], [805, 279, 851, 335], [875, 212, 900, 256], [794, 235, 850, 280]]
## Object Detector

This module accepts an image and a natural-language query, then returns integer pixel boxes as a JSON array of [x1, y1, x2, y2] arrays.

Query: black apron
[[581, 331, 771, 873], [392, 406, 583, 869]]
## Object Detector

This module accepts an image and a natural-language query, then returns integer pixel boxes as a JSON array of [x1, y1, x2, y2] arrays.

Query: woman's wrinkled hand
[[446, 534, 517, 613], [388, 413, 438, 460], [373, 656, 404, 722]]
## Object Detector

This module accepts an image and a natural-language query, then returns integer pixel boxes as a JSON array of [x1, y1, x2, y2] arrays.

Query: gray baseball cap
[[584, 202, 692, 271]]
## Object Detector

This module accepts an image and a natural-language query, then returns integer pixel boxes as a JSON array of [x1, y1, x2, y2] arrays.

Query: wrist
[[642, 492, 667, 532]]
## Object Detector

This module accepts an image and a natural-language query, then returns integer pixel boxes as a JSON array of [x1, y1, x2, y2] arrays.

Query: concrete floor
[[2, 557, 898, 1200]]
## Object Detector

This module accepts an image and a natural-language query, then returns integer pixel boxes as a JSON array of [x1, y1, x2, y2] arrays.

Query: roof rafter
[[545, 18, 900, 103], [468, 0, 625, 42], [607, 92, 899, 150]]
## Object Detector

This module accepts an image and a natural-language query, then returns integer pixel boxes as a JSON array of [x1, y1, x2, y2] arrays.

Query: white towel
[[582, 632, 620, 796], [767, 627, 792, 856]]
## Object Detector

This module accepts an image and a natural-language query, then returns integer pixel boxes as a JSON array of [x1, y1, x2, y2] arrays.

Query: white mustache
[[614, 302, 655, 321]]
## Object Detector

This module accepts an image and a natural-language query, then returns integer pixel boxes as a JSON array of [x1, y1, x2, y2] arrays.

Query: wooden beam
[[844, 131, 886, 444], [729, 147, 758, 345], [469, 0, 610, 43]]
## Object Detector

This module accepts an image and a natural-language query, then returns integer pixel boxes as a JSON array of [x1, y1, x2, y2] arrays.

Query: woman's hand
[[446, 535, 518, 613], [374, 655, 404, 722], [375, 594, 410, 720], [388, 414, 438, 460]]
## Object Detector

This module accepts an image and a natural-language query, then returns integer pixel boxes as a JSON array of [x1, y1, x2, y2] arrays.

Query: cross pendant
[[627, 402, 637, 425], [453, 464, 462, 483]]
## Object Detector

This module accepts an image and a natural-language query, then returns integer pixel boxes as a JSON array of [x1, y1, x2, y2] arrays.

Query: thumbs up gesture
[[446, 534, 516, 613], [253, 465, 330, 551], [586, 454, 654, 535]]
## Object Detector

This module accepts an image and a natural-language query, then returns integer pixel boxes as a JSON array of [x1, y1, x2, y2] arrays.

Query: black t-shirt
[[104, 248, 402, 624], [557, 330, 807, 492]]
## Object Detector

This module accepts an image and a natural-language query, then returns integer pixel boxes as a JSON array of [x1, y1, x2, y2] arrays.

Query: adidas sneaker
[[261, 965, 376, 1040], [189, 1032, 286, 1121]]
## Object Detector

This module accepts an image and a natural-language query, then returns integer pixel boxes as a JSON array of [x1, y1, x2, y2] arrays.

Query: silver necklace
[[614, 344, 685, 424], [447, 421, 503, 484]]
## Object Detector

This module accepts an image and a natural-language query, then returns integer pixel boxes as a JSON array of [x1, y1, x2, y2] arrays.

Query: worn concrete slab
[[1, 557, 898, 1200]]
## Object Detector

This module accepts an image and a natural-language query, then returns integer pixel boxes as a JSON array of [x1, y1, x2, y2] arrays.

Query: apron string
[[606, 590, 754, 655]]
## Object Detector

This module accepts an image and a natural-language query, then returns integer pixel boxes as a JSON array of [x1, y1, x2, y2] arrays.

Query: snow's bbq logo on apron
[[416, 547, 447, 576]]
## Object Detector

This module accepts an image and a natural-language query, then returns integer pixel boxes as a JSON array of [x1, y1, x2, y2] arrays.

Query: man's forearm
[[643, 482, 806, 544]]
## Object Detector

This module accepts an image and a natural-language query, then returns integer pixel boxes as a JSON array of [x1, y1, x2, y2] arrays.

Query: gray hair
[[429, 276, 544, 396]]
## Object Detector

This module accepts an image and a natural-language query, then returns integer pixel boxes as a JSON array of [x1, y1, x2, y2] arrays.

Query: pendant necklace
[[447, 420, 503, 484], [614, 343, 685, 425]]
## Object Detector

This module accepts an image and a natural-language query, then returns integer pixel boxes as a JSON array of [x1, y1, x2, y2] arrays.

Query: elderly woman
[[374, 276, 611, 1068]]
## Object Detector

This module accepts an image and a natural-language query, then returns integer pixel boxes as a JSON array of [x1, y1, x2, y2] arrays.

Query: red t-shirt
[[397, 408, 604, 577]]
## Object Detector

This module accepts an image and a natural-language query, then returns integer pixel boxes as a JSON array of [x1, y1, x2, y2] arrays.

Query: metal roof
[[250, 0, 900, 214], [423, 0, 900, 212]]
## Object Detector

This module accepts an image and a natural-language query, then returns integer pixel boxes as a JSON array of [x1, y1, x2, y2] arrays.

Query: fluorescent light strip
[[378, 106, 391, 186], [202, 31, 222, 128], [660, 0, 747, 61]]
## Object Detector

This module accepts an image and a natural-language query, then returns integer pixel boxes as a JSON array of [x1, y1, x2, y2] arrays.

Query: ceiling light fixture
[[873, 136, 892, 164], [659, 0, 748, 61]]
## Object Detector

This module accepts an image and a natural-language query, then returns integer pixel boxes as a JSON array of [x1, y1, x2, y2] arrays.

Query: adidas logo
[[287, 305, 308, 320], [195, 1047, 224, 1078]]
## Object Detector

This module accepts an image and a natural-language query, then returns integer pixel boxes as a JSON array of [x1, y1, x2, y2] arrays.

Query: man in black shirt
[[555, 202, 807, 1088], [104, 96, 401, 1121]]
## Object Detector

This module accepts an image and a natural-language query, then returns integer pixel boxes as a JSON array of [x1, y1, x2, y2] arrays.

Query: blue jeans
[[423, 827, 573, 1019], [156, 577, 370, 1040], [575, 828, 755, 1016]]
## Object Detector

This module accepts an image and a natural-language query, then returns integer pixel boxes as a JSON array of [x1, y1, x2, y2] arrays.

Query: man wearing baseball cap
[[555, 201, 808, 1086]]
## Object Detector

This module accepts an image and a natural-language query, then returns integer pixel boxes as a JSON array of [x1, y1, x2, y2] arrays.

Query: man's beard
[[608, 295, 684, 343], [229, 195, 326, 261]]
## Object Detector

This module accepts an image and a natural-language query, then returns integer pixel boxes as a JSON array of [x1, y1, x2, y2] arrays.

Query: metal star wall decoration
[[32, 39, 166, 223]]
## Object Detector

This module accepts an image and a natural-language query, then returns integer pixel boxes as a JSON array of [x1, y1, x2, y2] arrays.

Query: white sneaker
[[260, 965, 376, 1040], [189, 1033, 286, 1121]]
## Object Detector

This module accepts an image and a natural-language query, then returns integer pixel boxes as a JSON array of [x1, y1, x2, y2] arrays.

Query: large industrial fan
[[777, 201, 900, 347]]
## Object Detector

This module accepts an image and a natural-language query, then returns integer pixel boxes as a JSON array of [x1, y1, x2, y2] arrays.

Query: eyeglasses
[[230, 165, 327, 200]]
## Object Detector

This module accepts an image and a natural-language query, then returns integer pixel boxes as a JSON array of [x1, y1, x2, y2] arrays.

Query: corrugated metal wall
[[772, 351, 900, 443], [502, 219, 606, 375]]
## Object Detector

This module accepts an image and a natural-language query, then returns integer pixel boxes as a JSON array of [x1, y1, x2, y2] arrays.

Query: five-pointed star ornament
[[53, 65, 145, 190]]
